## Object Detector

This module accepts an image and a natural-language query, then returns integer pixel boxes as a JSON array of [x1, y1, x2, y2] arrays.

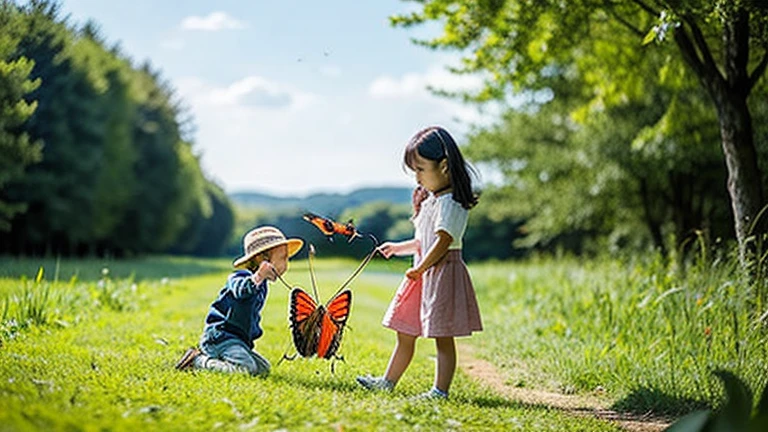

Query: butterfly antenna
[[308, 244, 320, 301]]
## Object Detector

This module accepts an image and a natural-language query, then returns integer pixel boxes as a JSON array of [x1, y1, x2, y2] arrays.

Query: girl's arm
[[377, 238, 420, 258], [405, 230, 452, 280]]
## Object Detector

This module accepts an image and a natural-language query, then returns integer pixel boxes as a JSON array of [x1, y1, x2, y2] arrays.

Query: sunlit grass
[[0, 256, 619, 431], [469, 253, 768, 416]]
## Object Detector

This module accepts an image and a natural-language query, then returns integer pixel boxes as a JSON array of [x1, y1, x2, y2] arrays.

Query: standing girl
[[357, 126, 482, 399]]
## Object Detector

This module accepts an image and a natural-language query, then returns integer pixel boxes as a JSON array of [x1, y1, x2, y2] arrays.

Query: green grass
[[0, 256, 620, 431], [0, 255, 233, 282], [469, 253, 768, 417]]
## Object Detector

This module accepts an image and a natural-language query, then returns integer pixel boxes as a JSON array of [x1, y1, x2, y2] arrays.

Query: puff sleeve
[[434, 196, 468, 247]]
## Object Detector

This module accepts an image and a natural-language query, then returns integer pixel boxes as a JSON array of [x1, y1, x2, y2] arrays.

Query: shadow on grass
[[611, 385, 711, 418], [270, 369, 543, 411], [0, 255, 231, 282]]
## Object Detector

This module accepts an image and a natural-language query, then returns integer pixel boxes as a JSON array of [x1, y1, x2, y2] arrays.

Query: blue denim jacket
[[200, 269, 268, 349]]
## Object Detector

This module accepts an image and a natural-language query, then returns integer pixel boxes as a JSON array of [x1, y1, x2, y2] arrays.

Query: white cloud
[[178, 75, 317, 111], [181, 12, 246, 31], [368, 64, 499, 128], [369, 65, 484, 99]]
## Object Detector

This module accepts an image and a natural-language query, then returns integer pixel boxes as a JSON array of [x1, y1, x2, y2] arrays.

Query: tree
[[392, 0, 768, 264], [0, 2, 41, 232], [0, 0, 223, 257]]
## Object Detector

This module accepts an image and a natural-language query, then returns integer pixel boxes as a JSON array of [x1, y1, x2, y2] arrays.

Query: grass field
[[0, 256, 622, 431], [0, 253, 766, 430]]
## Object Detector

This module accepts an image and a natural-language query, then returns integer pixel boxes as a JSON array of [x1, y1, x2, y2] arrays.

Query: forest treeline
[[0, 0, 234, 257], [2, 0, 768, 263]]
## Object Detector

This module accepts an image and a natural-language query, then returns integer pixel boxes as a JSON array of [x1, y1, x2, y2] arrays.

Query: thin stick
[[270, 267, 294, 291], [332, 234, 379, 298], [308, 244, 319, 301]]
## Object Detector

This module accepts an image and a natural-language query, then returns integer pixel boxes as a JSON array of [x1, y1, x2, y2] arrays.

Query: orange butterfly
[[276, 243, 376, 369], [303, 212, 362, 243], [289, 287, 351, 360]]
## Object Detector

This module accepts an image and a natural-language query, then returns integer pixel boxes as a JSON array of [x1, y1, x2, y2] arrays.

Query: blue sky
[[59, 0, 496, 196]]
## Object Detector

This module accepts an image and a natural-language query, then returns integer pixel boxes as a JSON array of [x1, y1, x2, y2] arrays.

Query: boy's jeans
[[196, 328, 270, 376]]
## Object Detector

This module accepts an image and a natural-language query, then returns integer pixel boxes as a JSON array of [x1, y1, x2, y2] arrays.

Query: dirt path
[[458, 343, 671, 432]]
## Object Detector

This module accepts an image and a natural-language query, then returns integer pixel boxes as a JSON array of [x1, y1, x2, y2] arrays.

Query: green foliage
[[0, 1, 234, 257], [0, 2, 42, 231], [340, 201, 412, 242], [231, 198, 524, 261], [393, 0, 768, 258], [168, 181, 236, 257]]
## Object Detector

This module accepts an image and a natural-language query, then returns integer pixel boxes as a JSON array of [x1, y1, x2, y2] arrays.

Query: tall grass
[[0, 264, 172, 344], [470, 245, 768, 416]]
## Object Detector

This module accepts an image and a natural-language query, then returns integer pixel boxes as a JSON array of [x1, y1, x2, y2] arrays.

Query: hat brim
[[232, 238, 304, 269]]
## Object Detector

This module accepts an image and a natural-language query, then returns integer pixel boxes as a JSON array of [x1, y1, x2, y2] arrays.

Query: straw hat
[[232, 226, 304, 269]]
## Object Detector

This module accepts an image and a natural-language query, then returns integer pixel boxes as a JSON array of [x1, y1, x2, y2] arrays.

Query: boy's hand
[[252, 261, 277, 285]]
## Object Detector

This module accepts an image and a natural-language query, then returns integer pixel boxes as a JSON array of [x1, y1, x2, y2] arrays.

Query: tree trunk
[[714, 93, 765, 263], [672, 9, 766, 267]]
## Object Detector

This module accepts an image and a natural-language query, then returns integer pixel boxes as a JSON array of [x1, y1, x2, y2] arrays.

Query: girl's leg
[[383, 332, 417, 384], [434, 336, 456, 393]]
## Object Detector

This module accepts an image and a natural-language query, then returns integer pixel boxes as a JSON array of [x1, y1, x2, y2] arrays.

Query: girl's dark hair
[[404, 126, 479, 211]]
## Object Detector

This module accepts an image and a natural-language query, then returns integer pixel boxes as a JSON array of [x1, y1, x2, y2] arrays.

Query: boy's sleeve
[[227, 270, 267, 299]]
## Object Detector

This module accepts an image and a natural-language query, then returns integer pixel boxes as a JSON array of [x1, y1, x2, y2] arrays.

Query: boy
[[175, 226, 303, 376]]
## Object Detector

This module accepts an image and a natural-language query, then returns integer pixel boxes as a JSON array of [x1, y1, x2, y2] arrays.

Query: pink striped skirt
[[382, 250, 482, 338]]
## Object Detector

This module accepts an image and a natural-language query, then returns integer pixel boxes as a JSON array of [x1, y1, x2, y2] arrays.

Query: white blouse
[[413, 193, 468, 255]]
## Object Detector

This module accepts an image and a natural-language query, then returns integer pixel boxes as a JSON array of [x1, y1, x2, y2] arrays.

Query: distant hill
[[230, 187, 413, 216]]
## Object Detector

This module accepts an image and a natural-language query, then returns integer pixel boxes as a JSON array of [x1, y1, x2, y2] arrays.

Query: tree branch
[[722, 8, 751, 90], [673, 26, 706, 78], [683, 15, 720, 76], [627, 0, 659, 17], [603, 3, 644, 37]]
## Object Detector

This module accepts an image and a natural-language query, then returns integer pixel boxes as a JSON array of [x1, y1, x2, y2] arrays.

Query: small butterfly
[[303, 212, 362, 243]]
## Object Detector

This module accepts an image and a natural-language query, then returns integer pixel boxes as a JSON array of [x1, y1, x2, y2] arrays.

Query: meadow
[[0, 252, 765, 431]]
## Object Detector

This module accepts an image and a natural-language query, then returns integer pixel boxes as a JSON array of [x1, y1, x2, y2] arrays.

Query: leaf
[[35, 267, 44, 284], [750, 414, 768, 432], [665, 410, 710, 432], [710, 370, 752, 432], [642, 27, 657, 46], [654, 287, 683, 304], [756, 378, 768, 416]]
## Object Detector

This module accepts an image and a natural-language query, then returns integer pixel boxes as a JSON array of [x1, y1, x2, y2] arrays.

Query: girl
[[357, 126, 482, 399]]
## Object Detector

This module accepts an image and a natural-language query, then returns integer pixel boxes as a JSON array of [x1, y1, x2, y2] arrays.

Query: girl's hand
[[377, 242, 398, 259], [405, 267, 422, 280]]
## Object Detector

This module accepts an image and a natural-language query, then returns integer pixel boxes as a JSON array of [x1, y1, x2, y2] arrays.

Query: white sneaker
[[411, 387, 448, 401], [356, 375, 394, 392]]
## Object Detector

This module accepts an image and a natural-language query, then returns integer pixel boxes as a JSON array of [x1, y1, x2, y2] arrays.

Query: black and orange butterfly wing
[[289, 288, 323, 358], [316, 290, 351, 359], [303, 213, 336, 237], [304, 213, 362, 242]]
